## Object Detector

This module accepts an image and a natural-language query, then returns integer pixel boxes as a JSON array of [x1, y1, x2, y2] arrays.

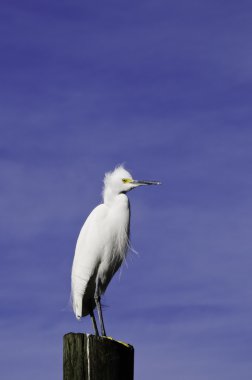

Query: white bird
[[71, 165, 161, 336]]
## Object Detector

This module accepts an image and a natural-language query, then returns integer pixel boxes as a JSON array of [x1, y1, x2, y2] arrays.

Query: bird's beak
[[131, 179, 161, 186]]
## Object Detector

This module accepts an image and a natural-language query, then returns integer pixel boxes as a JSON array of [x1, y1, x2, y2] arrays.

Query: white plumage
[[71, 165, 160, 336]]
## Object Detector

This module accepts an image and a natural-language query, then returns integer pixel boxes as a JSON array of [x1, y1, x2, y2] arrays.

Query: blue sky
[[1, 0, 252, 379]]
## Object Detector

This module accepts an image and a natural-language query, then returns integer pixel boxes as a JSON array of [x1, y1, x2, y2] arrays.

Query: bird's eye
[[122, 178, 132, 183], [122, 178, 133, 184]]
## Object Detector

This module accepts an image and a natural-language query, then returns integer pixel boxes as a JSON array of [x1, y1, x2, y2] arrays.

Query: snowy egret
[[71, 165, 161, 336]]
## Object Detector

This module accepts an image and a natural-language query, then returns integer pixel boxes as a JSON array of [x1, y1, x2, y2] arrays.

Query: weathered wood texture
[[63, 333, 134, 380]]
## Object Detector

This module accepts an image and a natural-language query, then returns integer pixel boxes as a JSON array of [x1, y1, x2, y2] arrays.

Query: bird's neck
[[103, 187, 126, 206]]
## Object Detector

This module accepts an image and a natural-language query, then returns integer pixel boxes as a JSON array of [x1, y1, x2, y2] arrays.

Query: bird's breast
[[97, 195, 130, 289], [107, 194, 130, 238]]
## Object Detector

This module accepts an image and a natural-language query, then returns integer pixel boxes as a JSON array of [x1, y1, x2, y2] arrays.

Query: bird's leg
[[94, 294, 107, 337], [90, 309, 99, 336]]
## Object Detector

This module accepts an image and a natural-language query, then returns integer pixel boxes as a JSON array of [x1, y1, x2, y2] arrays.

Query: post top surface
[[64, 332, 134, 351]]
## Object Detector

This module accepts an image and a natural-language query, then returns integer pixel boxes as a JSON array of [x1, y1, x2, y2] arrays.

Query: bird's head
[[103, 165, 161, 202]]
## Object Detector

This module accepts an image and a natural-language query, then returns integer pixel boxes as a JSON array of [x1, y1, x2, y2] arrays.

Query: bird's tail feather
[[71, 293, 82, 320]]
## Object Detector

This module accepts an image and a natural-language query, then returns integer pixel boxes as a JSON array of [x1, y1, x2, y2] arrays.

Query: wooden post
[[63, 333, 134, 380]]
